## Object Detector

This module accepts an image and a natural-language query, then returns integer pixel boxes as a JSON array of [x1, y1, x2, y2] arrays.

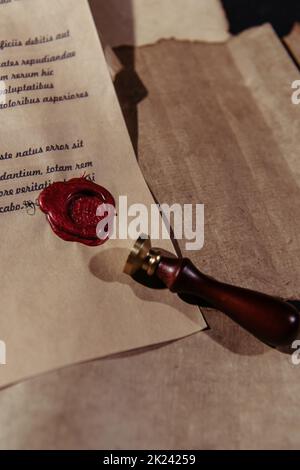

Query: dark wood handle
[[156, 257, 299, 347]]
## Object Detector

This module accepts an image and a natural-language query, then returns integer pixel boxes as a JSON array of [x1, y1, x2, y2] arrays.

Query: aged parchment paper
[[89, 0, 229, 47], [1, 24, 300, 451], [0, 0, 205, 388]]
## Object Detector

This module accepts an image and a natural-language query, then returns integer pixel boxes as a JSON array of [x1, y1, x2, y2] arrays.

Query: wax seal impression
[[39, 177, 115, 246]]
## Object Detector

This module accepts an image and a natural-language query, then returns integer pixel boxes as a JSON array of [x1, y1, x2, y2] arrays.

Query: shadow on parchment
[[89, 248, 202, 327], [89, 0, 148, 157], [114, 48, 148, 157]]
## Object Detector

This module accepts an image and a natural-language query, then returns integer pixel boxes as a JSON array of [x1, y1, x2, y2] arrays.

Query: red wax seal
[[39, 177, 115, 246]]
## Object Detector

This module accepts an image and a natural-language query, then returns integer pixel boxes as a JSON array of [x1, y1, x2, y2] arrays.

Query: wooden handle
[[156, 257, 299, 347]]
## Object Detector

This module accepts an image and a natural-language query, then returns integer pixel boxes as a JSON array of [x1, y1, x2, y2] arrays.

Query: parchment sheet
[[1, 24, 300, 450], [0, 0, 205, 388]]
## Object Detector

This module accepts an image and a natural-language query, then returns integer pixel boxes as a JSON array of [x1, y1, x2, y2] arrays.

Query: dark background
[[221, 0, 300, 36]]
